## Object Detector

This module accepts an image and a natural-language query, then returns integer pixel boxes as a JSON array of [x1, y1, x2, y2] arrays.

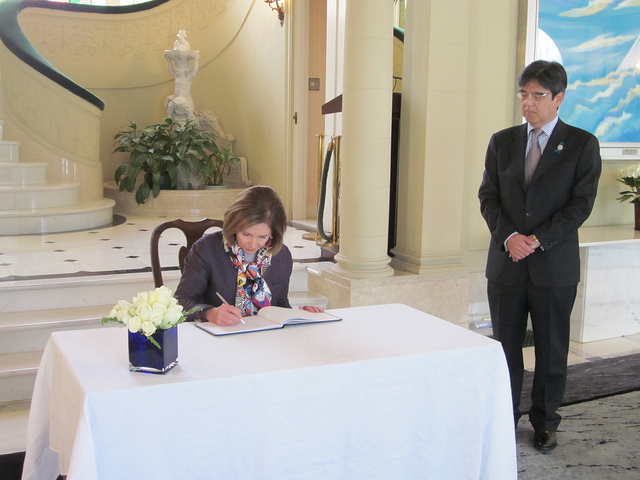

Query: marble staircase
[[0, 120, 115, 235]]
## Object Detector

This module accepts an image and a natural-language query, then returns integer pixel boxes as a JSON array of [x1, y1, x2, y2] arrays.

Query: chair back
[[150, 218, 224, 288]]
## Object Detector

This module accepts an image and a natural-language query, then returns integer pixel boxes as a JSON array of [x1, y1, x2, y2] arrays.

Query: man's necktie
[[525, 128, 542, 185]]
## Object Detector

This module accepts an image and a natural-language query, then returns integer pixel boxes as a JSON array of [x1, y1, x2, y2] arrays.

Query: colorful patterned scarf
[[224, 240, 272, 316]]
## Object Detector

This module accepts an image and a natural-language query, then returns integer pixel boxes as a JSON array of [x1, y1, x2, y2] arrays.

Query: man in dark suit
[[478, 61, 601, 453]]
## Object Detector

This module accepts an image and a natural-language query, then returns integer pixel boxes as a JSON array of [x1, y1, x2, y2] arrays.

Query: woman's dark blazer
[[175, 231, 293, 321]]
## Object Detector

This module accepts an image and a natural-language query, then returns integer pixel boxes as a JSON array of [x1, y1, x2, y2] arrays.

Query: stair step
[[0, 351, 41, 403], [0, 351, 42, 377], [0, 182, 79, 211], [0, 266, 323, 314], [0, 399, 30, 455], [0, 305, 115, 355], [0, 304, 114, 331], [0, 271, 162, 313], [0, 161, 47, 185], [291, 262, 309, 290], [0, 198, 115, 235], [0, 141, 20, 163], [0, 286, 327, 345], [289, 289, 329, 308]]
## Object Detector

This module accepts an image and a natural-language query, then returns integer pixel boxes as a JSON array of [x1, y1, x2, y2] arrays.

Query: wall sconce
[[265, 0, 284, 27]]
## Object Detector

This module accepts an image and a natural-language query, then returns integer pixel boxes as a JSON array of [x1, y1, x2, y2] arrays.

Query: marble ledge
[[309, 266, 471, 326], [315, 264, 469, 289], [579, 224, 640, 246]]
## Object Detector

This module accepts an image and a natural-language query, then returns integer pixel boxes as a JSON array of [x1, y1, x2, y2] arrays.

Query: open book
[[195, 306, 342, 336]]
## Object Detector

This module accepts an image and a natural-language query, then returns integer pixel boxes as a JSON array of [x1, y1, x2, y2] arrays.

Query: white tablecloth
[[22, 304, 516, 480]]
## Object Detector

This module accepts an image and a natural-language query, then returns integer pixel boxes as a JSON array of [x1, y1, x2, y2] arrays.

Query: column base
[[391, 248, 466, 274], [332, 253, 394, 279], [308, 267, 470, 328]]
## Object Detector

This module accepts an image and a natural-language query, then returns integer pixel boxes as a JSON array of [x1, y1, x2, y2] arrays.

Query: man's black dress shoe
[[533, 430, 557, 453]]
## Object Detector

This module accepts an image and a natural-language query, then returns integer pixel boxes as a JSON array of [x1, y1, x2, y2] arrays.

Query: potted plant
[[112, 118, 229, 204], [616, 163, 640, 230], [196, 143, 241, 189]]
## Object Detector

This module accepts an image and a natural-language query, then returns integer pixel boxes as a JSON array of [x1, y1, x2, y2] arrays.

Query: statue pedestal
[[104, 181, 245, 219]]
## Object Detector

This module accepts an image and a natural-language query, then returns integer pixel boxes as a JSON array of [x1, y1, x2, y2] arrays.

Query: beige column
[[332, 0, 394, 279], [391, 0, 469, 274]]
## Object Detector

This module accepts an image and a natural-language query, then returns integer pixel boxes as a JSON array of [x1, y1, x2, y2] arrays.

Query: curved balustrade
[[0, 0, 257, 207], [0, 0, 171, 110]]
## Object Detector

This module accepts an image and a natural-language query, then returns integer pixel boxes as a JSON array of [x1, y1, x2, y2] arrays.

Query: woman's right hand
[[206, 304, 243, 325]]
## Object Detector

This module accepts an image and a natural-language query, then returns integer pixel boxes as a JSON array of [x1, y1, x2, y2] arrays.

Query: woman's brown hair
[[222, 185, 287, 254]]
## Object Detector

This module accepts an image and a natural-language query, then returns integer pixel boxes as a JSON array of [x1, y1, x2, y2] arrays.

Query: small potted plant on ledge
[[112, 118, 234, 204], [616, 163, 640, 230]]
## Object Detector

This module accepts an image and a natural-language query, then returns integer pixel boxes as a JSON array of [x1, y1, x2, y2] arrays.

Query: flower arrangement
[[102, 286, 197, 347], [617, 164, 640, 205]]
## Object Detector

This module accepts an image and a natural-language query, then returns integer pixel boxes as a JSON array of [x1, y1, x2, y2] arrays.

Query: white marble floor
[[0, 214, 324, 281]]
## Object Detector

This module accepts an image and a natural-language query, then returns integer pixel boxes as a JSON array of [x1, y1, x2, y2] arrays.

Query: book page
[[257, 306, 341, 325], [195, 307, 341, 336], [195, 315, 280, 336]]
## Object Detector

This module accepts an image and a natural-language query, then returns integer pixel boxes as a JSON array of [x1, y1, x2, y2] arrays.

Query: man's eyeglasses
[[516, 90, 550, 101]]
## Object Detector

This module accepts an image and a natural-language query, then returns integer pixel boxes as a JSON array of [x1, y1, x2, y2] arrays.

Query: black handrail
[[393, 26, 404, 43], [317, 141, 335, 243], [0, 0, 170, 111]]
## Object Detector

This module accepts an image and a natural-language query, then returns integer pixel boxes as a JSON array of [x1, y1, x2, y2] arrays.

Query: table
[[22, 304, 516, 480]]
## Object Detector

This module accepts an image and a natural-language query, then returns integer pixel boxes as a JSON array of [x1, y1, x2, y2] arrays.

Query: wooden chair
[[150, 218, 223, 288]]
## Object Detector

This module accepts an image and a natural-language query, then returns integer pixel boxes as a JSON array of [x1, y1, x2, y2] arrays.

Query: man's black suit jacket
[[479, 119, 601, 288]]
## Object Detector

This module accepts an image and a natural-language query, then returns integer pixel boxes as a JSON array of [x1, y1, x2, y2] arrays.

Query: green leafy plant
[[112, 118, 235, 204], [196, 143, 241, 187], [617, 164, 640, 205]]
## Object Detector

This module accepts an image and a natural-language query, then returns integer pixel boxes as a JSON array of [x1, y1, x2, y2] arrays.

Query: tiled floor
[[0, 215, 324, 281]]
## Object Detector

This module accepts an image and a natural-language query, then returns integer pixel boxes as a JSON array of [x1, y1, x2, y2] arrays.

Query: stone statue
[[173, 29, 190, 51], [164, 30, 199, 123], [195, 108, 236, 151], [162, 30, 251, 189]]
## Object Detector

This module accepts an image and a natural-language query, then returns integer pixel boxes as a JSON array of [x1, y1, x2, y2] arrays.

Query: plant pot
[[635, 203, 640, 231], [204, 184, 228, 190], [128, 327, 178, 374]]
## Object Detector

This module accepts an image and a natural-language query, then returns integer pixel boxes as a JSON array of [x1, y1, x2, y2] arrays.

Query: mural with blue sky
[[536, 0, 640, 143]]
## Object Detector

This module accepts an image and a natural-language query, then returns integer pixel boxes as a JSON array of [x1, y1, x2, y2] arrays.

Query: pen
[[216, 291, 245, 324]]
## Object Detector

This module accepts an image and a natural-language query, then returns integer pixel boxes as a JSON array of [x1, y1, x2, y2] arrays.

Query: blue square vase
[[128, 326, 178, 374]]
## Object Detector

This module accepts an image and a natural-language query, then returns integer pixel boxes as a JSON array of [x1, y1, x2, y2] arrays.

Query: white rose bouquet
[[102, 286, 198, 348], [617, 163, 640, 205]]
